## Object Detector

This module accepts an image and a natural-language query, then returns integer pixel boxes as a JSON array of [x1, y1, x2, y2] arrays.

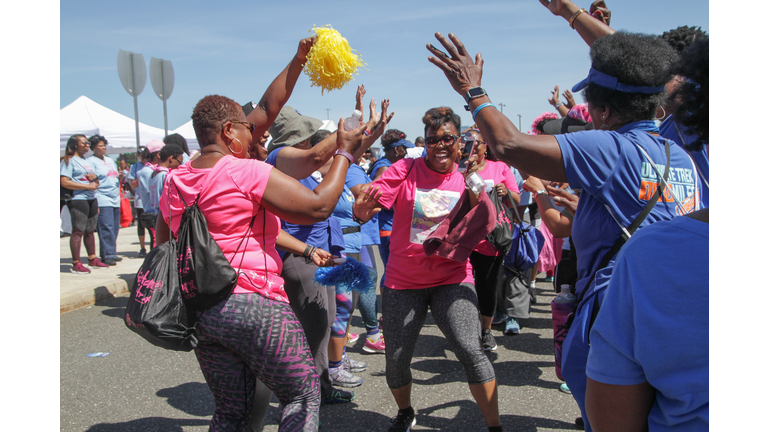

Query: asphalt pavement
[[60, 226, 582, 431]]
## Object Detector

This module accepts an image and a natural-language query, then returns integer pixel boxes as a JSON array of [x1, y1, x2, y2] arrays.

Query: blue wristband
[[472, 103, 495, 121]]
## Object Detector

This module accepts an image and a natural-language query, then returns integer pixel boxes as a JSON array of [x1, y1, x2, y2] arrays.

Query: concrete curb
[[60, 276, 133, 314]]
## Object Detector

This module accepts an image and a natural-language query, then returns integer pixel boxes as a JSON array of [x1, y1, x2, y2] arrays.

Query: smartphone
[[458, 133, 476, 172]]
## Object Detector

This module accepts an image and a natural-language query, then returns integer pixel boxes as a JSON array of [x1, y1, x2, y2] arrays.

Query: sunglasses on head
[[424, 135, 459, 147], [230, 120, 257, 134]]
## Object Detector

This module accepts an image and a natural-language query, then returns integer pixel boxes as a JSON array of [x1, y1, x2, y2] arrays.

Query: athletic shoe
[[492, 312, 507, 325], [329, 367, 363, 388], [575, 417, 585, 430], [113, 256, 123, 262], [544, 275, 553, 282], [88, 258, 109, 269], [103, 258, 117, 266], [388, 408, 416, 432], [559, 383, 571, 394], [481, 329, 498, 351], [138, 248, 147, 258], [505, 318, 520, 335], [321, 388, 355, 404], [346, 332, 359, 345], [70, 262, 91, 274], [343, 355, 367, 373], [363, 335, 386, 354]]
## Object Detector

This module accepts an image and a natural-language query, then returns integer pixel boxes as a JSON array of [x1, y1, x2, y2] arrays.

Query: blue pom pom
[[314, 256, 376, 294]]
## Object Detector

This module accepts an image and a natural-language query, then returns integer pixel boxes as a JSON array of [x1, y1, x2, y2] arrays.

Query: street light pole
[[517, 114, 522, 130], [498, 102, 506, 114], [325, 109, 331, 120]]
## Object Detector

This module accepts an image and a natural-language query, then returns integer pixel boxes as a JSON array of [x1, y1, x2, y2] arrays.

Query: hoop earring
[[228, 138, 244, 155], [653, 105, 666, 121]]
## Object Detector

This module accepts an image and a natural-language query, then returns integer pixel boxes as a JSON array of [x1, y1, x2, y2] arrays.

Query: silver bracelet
[[555, 101, 565, 109]]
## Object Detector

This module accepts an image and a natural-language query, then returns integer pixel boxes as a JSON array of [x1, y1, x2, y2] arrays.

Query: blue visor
[[572, 67, 666, 94], [386, 139, 415, 149]]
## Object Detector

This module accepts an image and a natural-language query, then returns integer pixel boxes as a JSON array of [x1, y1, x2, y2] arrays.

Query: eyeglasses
[[230, 120, 257, 134], [424, 135, 459, 147]]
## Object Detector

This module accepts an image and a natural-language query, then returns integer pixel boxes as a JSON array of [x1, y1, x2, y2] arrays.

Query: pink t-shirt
[[159, 155, 288, 303], [473, 160, 521, 256], [373, 157, 473, 290]]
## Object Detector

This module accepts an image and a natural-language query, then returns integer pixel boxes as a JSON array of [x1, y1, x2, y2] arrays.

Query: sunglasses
[[230, 120, 257, 134], [424, 135, 459, 147]]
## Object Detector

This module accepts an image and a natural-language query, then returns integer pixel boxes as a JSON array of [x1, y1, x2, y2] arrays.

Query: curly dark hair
[[163, 133, 189, 154], [672, 36, 708, 151], [381, 129, 406, 148], [191, 95, 243, 146], [159, 144, 184, 161], [660, 26, 706, 54], [88, 134, 108, 150], [583, 31, 678, 124], [422, 107, 461, 136]]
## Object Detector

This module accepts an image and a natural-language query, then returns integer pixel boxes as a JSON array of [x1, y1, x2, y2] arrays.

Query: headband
[[572, 67, 666, 94]]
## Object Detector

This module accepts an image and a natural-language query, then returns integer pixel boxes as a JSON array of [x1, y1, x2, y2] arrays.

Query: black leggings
[[67, 199, 98, 261], [469, 251, 506, 318]]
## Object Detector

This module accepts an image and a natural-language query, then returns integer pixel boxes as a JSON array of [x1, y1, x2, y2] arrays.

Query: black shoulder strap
[[575, 140, 671, 305]]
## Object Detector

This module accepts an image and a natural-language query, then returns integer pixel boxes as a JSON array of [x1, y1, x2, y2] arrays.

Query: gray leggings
[[382, 283, 496, 389]]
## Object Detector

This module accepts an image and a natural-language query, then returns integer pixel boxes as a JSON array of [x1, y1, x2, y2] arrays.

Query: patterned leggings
[[194, 293, 319, 432]]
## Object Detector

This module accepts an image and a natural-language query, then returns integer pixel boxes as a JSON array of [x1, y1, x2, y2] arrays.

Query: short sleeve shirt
[[88, 155, 120, 207], [60, 156, 96, 201], [160, 156, 287, 302], [371, 158, 473, 289], [473, 160, 521, 256]]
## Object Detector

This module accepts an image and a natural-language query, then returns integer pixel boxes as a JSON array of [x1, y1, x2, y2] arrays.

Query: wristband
[[472, 103, 495, 121], [334, 149, 354, 164], [569, 8, 588, 29], [364, 130, 371, 136], [303, 245, 316, 264], [352, 210, 366, 225]]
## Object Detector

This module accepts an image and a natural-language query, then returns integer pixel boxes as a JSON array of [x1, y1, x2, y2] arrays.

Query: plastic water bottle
[[344, 110, 363, 131], [553, 284, 576, 304], [466, 172, 485, 195]]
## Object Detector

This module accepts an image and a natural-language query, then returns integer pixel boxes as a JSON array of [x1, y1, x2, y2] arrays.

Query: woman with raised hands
[[154, 36, 366, 432], [353, 107, 502, 432], [427, 27, 702, 431]]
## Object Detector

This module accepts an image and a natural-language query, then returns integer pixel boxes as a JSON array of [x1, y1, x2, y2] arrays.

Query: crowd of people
[[60, 1, 708, 430]]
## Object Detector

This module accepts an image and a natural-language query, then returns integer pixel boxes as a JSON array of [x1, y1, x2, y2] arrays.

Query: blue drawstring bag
[[314, 256, 376, 294], [503, 204, 545, 273]]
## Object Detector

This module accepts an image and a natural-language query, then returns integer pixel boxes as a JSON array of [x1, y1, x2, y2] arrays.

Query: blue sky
[[60, 0, 708, 146]]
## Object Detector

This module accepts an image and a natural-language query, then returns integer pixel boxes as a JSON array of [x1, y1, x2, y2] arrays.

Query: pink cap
[[145, 140, 165, 153]]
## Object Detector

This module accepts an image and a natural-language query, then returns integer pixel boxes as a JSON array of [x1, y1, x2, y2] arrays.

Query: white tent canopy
[[60, 96, 168, 156]]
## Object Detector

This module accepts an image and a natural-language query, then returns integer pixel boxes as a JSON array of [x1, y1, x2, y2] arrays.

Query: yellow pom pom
[[304, 25, 366, 94]]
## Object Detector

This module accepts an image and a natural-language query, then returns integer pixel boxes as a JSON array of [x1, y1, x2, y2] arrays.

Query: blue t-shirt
[[509, 166, 531, 208], [137, 165, 155, 212], [265, 147, 330, 252], [60, 156, 96, 201], [346, 164, 380, 246], [587, 216, 709, 431], [659, 115, 708, 208], [88, 155, 120, 207], [555, 121, 702, 298], [148, 169, 168, 214], [369, 158, 394, 232]]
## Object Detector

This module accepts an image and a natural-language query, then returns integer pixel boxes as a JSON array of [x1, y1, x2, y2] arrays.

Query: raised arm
[[261, 119, 366, 225], [522, 176, 573, 238], [245, 37, 316, 139], [427, 32, 567, 182], [548, 85, 570, 118], [539, 0, 615, 46]]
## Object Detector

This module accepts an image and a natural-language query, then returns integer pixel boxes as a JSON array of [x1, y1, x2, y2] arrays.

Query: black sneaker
[[389, 407, 416, 432], [103, 258, 117, 266], [482, 329, 498, 351], [138, 248, 147, 258], [113, 256, 123, 262], [321, 388, 355, 404]]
